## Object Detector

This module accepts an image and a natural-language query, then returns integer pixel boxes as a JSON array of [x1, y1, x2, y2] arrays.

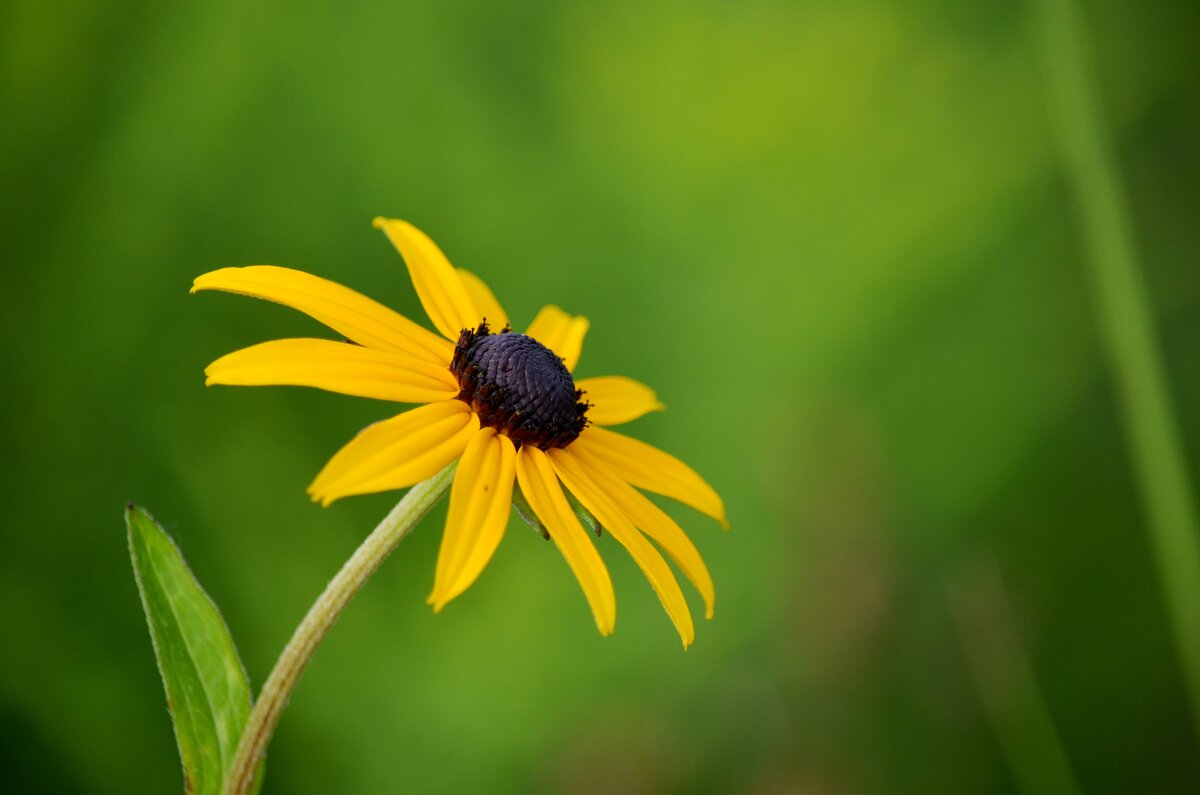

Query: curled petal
[[456, 268, 509, 331], [373, 218, 478, 341], [572, 427, 727, 527], [570, 444, 715, 619], [515, 446, 615, 635], [525, 305, 588, 372], [577, 376, 665, 426], [205, 338, 459, 403], [192, 265, 452, 364], [309, 401, 478, 505], [549, 448, 694, 647], [429, 429, 517, 610]]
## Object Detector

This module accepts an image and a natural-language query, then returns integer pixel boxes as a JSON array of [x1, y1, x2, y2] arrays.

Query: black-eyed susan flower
[[193, 218, 726, 647]]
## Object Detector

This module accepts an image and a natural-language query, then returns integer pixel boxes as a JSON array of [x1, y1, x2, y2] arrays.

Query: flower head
[[193, 218, 727, 646]]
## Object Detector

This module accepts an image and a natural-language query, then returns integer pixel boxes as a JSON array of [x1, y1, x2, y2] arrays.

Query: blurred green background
[[3, 0, 1199, 792]]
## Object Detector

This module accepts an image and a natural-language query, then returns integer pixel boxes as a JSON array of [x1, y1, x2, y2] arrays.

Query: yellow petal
[[577, 376, 666, 426], [192, 266, 452, 365], [572, 427, 728, 527], [309, 400, 478, 505], [205, 338, 460, 404], [429, 428, 516, 610], [525, 305, 589, 372], [570, 444, 715, 619], [373, 218, 479, 341], [456, 268, 509, 331], [514, 446, 615, 635], [549, 448, 694, 647]]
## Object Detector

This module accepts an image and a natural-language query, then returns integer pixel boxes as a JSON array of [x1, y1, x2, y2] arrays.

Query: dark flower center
[[450, 322, 589, 449]]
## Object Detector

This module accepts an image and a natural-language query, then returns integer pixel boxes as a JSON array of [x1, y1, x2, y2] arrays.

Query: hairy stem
[[223, 463, 457, 795]]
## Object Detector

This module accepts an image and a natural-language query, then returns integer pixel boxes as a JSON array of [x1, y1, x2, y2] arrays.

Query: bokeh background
[[3, 0, 1199, 792]]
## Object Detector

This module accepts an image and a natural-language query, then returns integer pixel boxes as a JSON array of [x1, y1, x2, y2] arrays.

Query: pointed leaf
[[126, 504, 262, 795], [567, 492, 604, 538], [512, 486, 551, 540]]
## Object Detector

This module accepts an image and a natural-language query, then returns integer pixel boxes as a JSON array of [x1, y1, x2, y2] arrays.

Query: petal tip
[[598, 612, 616, 636], [710, 501, 730, 529], [306, 485, 334, 507], [190, 268, 234, 292]]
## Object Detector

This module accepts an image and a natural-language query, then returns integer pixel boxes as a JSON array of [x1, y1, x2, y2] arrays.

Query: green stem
[[222, 463, 457, 795], [1032, 0, 1200, 737]]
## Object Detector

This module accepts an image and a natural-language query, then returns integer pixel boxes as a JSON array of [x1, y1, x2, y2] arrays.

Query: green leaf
[[566, 492, 604, 539], [513, 487, 605, 540], [126, 503, 262, 795], [512, 486, 550, 540]]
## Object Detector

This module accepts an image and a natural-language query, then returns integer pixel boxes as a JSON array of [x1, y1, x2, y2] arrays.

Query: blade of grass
[[948, 557, 1081, 795], [1031, 0, 1200, 739]]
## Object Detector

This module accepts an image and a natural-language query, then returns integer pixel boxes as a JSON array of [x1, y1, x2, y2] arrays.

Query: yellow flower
[[193, 218, 727, 647]]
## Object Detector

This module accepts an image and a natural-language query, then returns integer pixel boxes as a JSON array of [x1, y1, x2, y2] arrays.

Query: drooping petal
[[525, 305, 589, 372], [571, 426, 728, 527], [308, 400, 478, 505], [373, 218, 479, 341], [576, 376, 665, 426], [456, 268, 509, 331], [192, 266, 452, 365], [428, 428, 516, 611], [205, 338, 460, 404], [514, 446, 615, 635], [570, 444, 715, 619], [549, 448, 694, 647]]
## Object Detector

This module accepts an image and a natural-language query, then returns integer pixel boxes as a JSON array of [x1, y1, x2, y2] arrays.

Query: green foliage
[[2, 0, 1199, 792], [126, 505, 261, 795]]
